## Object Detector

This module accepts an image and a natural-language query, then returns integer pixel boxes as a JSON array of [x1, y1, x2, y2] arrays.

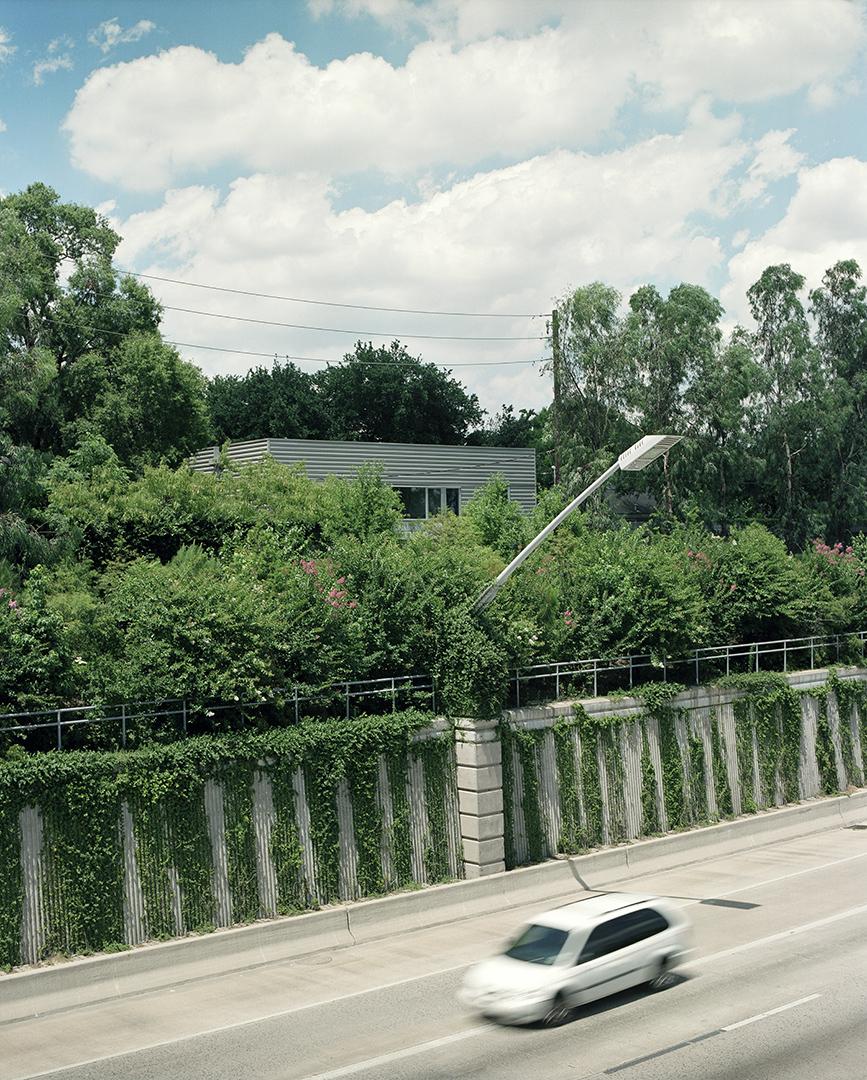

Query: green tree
[[316, 340, 483, 444], [63, 333, 212, 467], [809, 260, 867, 540], [548, 283, 635, 491], [747, 264, 828, 544], [462, 475, 527, 560], [207, 361, 331, 443], [0, 566, 76, 710], [623, 283, 723, 514], [681, 327, 759, 533], [0, 184, 162, 453]]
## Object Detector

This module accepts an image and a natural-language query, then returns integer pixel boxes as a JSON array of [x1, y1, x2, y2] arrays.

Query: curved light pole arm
[[473, 434, 682, 615], [474, 460, 620, 614]]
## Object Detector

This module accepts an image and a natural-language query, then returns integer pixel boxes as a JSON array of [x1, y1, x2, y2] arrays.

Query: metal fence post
[[515, 670, 521, 709], [555, 665, 560, 700], [593, 661, 598, 698], [182, 700, 187, 735], [694, 652, 700, 685], [293, 687, 299, 725], [57, 709, 62, 750], [345, 683, 350, 721], [121, 704, 127, 749], [810, 638, 815, 669], [629, 655, 634, 688], [783, 639, 787, 672], [391, 678, 396, 713], [662, 657, 667, 683]]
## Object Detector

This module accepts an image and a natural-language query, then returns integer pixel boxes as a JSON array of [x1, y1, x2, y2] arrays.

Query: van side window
[[578, 915, 629, 962], [578, 908, 669, 962]]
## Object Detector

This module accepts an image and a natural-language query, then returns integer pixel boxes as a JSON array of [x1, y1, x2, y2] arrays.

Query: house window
[[396, 487, 460, 519]]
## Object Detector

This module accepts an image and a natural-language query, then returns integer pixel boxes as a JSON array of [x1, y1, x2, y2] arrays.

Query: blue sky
[[2, 1, 867, 414]]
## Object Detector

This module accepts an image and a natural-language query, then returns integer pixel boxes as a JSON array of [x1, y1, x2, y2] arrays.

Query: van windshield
[[505, 924, 568, 965]]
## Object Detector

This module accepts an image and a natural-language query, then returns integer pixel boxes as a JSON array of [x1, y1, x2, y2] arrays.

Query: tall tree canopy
[[0, 183, 209, 465], [207, 361, 331, 443], [316, 340, 484, 444], [551, 263, 867, 547]]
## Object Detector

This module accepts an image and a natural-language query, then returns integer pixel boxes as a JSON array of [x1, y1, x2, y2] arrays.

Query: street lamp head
[[618, 434, 683, 472]]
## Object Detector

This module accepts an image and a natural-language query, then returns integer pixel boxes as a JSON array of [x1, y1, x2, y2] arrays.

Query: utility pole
[[551, 308, 562, 487]]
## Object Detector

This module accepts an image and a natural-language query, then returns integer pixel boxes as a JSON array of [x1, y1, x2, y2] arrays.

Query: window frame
[[577, 906, 669, 964], [395, 485, 461, 520]]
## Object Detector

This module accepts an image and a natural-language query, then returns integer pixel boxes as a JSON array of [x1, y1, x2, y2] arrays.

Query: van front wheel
[[542, 995, 572, 1027]]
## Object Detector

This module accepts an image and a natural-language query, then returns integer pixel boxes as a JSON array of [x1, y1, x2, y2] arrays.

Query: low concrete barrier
[[3, 788, 865, 1024]]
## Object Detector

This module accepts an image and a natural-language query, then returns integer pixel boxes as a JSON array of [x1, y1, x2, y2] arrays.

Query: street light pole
[[473, 434, 683, 614]]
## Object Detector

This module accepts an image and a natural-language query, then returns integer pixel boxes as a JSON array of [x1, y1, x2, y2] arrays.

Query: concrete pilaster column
[[455, 717, 505, 878]]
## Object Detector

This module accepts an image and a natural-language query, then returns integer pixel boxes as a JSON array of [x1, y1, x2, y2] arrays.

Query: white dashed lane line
[[605, 993, 822, 1073]]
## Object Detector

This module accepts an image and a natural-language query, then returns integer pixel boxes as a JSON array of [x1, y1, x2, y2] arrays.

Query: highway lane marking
[[604, 994, 822, 1073], [299, 1025, 490, 1080], [15, 903, 863, 1080], [672, 848, 867, 908], [721, 992, 821, 1031], [696, 902, 867, 966], [291, 911, 863, 1080], [12, 879, 867, 1078], [604, 1029, 725, 1073]]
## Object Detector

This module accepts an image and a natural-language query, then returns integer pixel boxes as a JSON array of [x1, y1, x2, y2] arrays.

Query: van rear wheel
[[649, 958, 676, 991]]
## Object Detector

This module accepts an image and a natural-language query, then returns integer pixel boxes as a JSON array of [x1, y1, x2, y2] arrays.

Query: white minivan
[[459, 892, 691, 1026]]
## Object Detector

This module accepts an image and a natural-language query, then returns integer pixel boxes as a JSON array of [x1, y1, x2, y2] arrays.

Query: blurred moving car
[[459, 892, 691, 1026]]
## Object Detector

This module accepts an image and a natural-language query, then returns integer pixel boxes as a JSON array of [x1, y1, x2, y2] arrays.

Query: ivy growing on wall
[[710, 715, 734, 817], [418, 736, 456, 884], [829, 670, 867, 784], [814, 694, 839, 795], [0, 709, 456, 970], [508, 727, 548, 863], [502, 672, 867, 869], [553, 721, 582, 854], [0, 777, 22, 968]]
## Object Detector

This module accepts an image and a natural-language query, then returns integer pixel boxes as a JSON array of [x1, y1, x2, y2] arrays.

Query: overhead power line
[[165, 339, 543, 368], [30, 258, 547, 341], [42, 314, 545, 369], [117, 268, 548, 320], [159, 303, 546, 342]]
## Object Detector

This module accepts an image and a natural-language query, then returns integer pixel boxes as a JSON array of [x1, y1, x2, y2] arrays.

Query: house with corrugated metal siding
[[189, 438, 536, 519]]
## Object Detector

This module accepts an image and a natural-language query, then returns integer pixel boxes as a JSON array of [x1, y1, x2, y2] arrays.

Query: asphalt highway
[[6, 821, 867, 1080]]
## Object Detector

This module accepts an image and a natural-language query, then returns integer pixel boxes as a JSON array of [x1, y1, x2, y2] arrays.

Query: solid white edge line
[[300, 1025, 490, 1080], [722, 993, 821, 1031]]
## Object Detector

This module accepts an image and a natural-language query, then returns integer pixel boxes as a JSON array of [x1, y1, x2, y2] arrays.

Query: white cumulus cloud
[[88, 17, 156, 54], [63, 1, 864, 193], [107, 111, 750, 413], [738, 129, 805, 203], [723, 157, 867, 323]]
